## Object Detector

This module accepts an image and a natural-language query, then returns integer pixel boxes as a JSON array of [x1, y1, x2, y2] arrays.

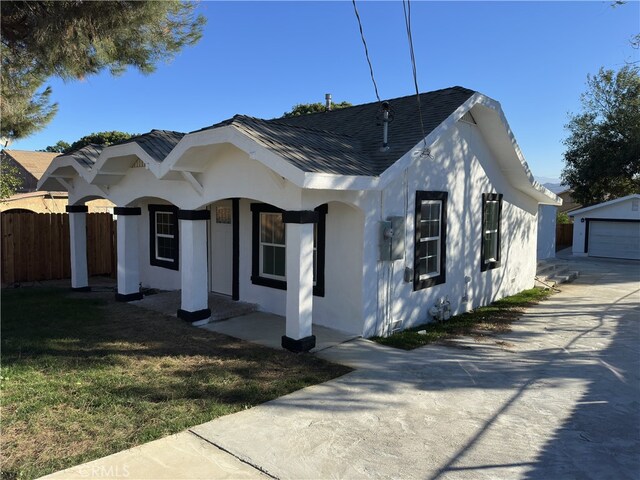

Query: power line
[[352, 0, 381, 103], [402, 0, 427, 147]]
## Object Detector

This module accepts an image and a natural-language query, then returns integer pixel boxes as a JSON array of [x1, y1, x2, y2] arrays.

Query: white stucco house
[[570, 194, 640, 260], [39, 86, 559, 351]]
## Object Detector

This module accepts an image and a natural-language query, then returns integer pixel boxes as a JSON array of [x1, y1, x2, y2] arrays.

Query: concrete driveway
[[43, 256, 639, 480], [191, 256, 639, 479]]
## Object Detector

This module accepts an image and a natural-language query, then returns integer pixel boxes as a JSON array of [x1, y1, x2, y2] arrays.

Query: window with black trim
[[149, 204, 179, 270], [250, 203, 327, 296], [414, 191, 447, 290], [481, 193, 503, 272]]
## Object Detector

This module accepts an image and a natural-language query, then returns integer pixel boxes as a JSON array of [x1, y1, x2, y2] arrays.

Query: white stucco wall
[[571, 197, 640, 255], [66, 120, 542, 339], [136, 198, 182, 291], [537, 204, 557, 259], [362, 120, 539, 337], [67, 146, 367, 335], [237, 199, 365, 334]]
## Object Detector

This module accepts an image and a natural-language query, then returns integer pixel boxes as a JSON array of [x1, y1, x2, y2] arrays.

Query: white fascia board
[[371, 92, 560, 205], [88, 143, 160, 184], [37, 157, 89, 191], [161, 125, 306, 186], [478, 96, 561, 206], [168, 127, 381, 191], [380, 92, 562, 205], [569, 193, 640, 216]]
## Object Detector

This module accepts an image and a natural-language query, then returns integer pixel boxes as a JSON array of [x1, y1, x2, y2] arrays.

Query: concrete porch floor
[[129, 290, 257, 322], [199, 312, 360, 353], [129, 290, 359, 352]]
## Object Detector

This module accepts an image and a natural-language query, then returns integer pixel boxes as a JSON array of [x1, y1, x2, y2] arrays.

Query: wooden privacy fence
[[556, 223, 574, 248], [1, 212, 116, 284]]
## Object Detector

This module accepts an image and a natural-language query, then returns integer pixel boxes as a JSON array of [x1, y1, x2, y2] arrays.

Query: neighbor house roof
[[569, 194, 640, 216], [2, 149, 59, 179]]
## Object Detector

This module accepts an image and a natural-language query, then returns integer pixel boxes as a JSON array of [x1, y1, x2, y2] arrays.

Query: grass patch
[[372, 287, 553, 350], [0, 287, 351, 480]]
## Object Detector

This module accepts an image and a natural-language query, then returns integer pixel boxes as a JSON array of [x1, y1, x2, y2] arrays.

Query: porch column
[[282, 210, 317, 352], [66, 205, 90, 291], [115, 207, 143, 301], [177, 209, 211, 325]]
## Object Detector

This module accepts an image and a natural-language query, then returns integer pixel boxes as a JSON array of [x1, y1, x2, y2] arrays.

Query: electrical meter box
[[379, 216, 404, 261]]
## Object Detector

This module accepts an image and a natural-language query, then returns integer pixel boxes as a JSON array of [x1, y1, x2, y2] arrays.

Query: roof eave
[[569, 193, 640, 216]]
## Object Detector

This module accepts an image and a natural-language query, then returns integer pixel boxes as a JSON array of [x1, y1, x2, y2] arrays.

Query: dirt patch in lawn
[[0, 287, 351, 480]]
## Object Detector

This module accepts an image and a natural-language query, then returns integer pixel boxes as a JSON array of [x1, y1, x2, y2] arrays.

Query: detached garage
[[570, 194, 640, 261]]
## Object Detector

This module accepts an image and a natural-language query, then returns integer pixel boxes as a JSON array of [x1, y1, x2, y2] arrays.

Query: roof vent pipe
[[325, 93, 332, 111], [380, 101, 390, 152]]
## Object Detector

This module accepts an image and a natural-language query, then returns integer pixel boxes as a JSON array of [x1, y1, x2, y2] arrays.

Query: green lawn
[[0, 287, 351, 480], [372, 288, 553, 350]]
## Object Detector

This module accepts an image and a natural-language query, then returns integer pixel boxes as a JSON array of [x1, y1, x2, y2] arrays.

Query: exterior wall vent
[[131, 158, 145, 168], [460, 111, 477, 125]]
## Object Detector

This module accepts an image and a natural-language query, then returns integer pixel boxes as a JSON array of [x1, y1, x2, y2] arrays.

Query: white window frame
[[155, 210, 176, 263], [418, 200, 442, 280], [259, 212, 286, 281]]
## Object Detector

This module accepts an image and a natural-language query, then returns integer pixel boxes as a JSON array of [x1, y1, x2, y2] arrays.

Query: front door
[[210, 200, 233, 295]]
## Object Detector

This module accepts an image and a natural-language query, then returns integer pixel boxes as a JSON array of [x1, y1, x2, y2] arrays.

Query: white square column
[[282, 210, 317, 352], [66, 205, 90, 291], [177, 210, 211, 325], [115, 207, 143, 301]]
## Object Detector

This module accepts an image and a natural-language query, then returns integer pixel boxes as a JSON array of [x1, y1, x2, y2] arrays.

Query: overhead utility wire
[[402, 0, 427, 148], [352, 0, 381, 103]]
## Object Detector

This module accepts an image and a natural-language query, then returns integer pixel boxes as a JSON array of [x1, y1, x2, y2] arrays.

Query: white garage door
[[589, 221, 640, 260]]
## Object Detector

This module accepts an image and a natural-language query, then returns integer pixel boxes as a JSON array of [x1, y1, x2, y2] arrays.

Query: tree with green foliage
[[1, 1, 205, 141], [0, 160, 23, 199], [67, 131, 136, 152], [556, 211, 571, 224], [283, 101, 352, 118], [43, 131, 135, 154], [41, 141, 71, 154], [561, 66, 640, 205]]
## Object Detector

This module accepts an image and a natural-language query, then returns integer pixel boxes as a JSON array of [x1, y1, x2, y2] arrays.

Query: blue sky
[[10, 1, 639, 181]]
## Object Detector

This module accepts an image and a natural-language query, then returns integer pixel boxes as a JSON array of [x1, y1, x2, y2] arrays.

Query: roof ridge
[[61, 143, 105, 157], [3, 149, 58, 154], [272, 86, 476, 121], [148, 129, 186, 136]]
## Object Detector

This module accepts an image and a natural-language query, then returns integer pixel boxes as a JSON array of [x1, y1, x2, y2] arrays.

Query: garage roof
[[569, 194, 640, 216]]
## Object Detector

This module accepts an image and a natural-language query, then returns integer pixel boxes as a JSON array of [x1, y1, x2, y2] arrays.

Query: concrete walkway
[[42, 257, 640, 480]]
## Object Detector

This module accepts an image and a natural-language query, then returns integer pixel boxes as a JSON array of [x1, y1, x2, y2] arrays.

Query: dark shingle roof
[[60, 87, 476, 177], [64, 144, 104, 168], [192, 86, 475, 177], [272, 86, 475, 175], [227, 115, 376, 176], [113, 130, 185, 162], [59, 130, 185, 168]]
